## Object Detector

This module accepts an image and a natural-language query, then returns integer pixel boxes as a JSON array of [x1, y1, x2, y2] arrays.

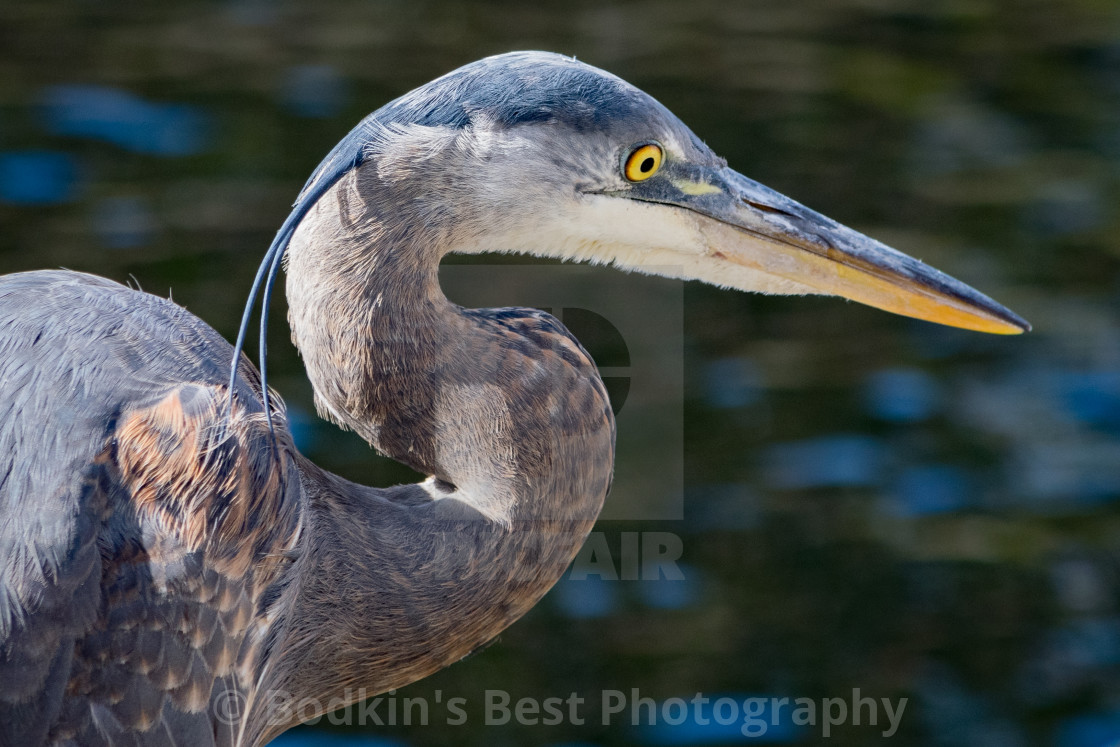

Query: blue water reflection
[[0, 151, 78, 205], [888, 465, 974, 516], [1051, 370, 1120, 430], [703, 357, 762, 409], [1056, 712, 1120, 747], [763, 436, 886, 490], [687, 484, 761, 531], [864, 368, 941, 423], [636, 563, 702, 610], [271, 731, 407, 747], [551, 576, 619, 620], [41, 85, 211, 156], [634, 694, 802, 744]]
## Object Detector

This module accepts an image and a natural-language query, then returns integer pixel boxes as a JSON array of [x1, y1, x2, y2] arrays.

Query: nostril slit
[[741, 197, 795, 218], [434, 479, 457, 493]]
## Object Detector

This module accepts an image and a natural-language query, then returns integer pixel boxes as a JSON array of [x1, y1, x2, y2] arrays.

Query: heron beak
[[643, 165, 1030, 334]]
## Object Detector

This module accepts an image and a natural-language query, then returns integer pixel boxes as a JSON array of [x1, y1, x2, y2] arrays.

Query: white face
[[458, 185, 825, 298], [381, 109, 810, 297]]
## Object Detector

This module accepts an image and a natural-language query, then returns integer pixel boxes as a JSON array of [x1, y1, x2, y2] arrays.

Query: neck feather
[[251, 164, 614, 740]]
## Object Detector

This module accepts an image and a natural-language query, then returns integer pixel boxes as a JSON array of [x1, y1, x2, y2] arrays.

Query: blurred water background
[[2, 0, 1119, 745]]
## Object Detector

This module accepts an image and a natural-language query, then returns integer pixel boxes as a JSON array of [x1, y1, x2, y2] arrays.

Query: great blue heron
[[0, 51, 1027, 746]]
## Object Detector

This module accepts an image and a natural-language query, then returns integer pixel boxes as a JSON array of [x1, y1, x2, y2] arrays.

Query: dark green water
[[2, 1, 1118, 745]]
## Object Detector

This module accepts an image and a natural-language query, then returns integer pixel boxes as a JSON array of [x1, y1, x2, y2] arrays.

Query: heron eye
[[623, 143, 663, 182]]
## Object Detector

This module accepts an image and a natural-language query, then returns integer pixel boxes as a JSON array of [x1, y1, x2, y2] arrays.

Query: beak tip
[[994, 308, 1031, 335]]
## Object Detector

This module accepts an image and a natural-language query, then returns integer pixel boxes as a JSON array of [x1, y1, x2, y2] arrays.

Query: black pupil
[[640, 156, 655, 173]]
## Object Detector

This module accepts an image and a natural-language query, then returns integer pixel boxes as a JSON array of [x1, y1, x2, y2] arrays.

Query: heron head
[[293, 51, 1029, 334]]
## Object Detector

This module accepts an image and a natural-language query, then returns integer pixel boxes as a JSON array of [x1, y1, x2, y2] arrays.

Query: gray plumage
[[0, 51, 1027, 747]]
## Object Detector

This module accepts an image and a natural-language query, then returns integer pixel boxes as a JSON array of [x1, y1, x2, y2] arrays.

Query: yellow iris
[[623, 143, 663, 182]]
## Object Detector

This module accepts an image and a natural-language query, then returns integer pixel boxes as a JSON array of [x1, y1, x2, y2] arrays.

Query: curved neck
[[253, 164, 614, 740], [285, 166, 451, 476]]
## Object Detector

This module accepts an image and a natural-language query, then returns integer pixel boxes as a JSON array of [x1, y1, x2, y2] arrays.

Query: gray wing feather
[[0, 271, 297, 746]]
